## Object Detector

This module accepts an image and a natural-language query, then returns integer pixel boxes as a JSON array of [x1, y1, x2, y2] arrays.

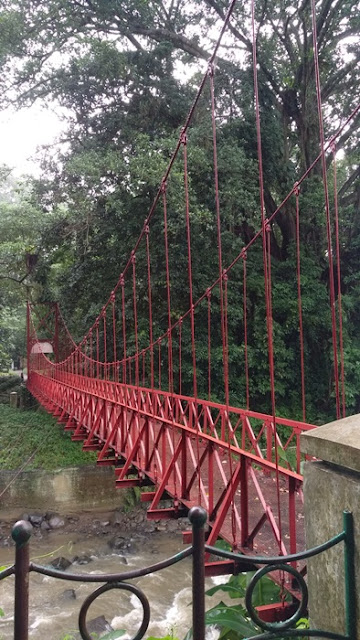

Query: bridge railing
[[31, 367, 316, 470], [0, 507, 355, 640], [29, 369, 310, 559]]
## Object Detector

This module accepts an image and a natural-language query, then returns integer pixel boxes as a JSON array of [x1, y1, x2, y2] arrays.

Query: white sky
[[0, 53, 208, 179], [0, 104, 65, 177]]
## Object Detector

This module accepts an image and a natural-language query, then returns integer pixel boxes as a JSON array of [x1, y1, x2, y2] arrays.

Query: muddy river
[[0, 529, 225, 640]]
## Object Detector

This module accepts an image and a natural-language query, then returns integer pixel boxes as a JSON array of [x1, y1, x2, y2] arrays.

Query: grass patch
[[0, 405, 97, 470]]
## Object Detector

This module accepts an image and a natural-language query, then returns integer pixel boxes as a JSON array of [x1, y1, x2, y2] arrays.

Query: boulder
[[145, 523, 156, 534], [108, 535, 127, 551], [167, 520, 179, 533], [48, 516, 65, 529], [110, 510, 123, 526], [86, 615, 113, 635], [61, 589, 76, 600], [29, 514, 43, 527], [108, 534, 134, 553], [74, 615, 113, 640], [134, 512, 145, 524], [50, 557, 72, 571], [72, 554, 92, 565], [67, 515, 79, 523]]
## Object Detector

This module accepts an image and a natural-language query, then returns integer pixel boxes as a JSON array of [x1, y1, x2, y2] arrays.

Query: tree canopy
[[0, 0, 359, 420]]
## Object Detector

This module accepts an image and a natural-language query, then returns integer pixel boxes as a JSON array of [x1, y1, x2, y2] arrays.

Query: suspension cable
[[243, 253, 250, 410], [145, 225, 155, 388], [251, 0, 282, 553], [331, 142, 346, 417], [295, 184, 306, 421], [311, 0, 340, 419], [209, 65, 229, 407]]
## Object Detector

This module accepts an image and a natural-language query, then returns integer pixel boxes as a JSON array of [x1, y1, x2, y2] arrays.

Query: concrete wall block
[[301, 414, 360, 637], [304, 461, 360, 636], [0, 465, 123, 517]]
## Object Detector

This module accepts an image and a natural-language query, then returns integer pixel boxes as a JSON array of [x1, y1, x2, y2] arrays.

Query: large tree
[[0, 167, 44, 368], [0, 0, 359, 418], [0, 0, 359, 253]]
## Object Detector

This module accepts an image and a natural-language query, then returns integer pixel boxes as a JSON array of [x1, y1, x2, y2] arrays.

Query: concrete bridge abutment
[[301, 414, 360, 636]]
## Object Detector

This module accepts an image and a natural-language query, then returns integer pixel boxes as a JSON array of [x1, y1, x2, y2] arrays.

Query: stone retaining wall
[[301, 413, 360, 637], [0, 465, 123, 517]]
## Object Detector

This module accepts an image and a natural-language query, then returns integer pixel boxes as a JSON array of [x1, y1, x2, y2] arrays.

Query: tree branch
[[322, 54, 360, 101], [338, 165, 360, 199], [204, 0, 283, 100], [316, 0, 336, 42], [130, 26, 211, 60], [0, 272, 31, 284], [268, 15, 296, 66]]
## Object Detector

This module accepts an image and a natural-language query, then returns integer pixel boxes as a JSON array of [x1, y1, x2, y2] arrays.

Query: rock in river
[[50, 557, 72, 571]]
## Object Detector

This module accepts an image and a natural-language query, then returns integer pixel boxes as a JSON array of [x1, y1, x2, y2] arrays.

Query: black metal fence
[[0, 507, 356, 640]]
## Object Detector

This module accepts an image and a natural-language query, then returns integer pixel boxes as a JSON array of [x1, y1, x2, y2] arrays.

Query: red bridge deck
[[29, 371, 313, 574]]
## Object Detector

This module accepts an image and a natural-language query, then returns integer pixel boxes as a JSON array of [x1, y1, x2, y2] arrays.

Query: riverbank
[[0, 404, 97, 470], [0, 403, 190, 548], [0, 502, 190, 549], [0, 400, 192, 553]]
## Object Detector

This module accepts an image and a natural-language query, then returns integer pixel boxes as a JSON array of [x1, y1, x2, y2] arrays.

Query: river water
[[0, 530, 226, 640]]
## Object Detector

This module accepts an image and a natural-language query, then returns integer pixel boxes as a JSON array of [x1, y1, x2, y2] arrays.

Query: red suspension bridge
[[26, 0, 359, 578]]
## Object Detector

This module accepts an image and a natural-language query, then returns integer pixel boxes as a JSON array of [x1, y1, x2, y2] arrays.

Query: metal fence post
[[343, 511, 356, 640], [12, 520, 32, 640], [189, 506, 207, 640]]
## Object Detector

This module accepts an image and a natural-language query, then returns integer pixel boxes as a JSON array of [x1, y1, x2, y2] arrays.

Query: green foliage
[[205, 605, 257, 639], [0, 169, 44, 369], [147, 636, 180, 640], [0, 0, 359, 421], [198, 572, 291, 640], [296, 617, 310, 631], [206, 571, 290, 605], [0, 405, 97, 470], [61, 631, 125, 640], [213, 538, 232, 552], [0, 374, 25, 407], [122, 486, 141, 512], [0, 374, 21, 392]]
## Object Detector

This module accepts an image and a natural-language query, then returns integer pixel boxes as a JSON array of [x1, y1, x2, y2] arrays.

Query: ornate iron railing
[[0, 508, 356, 640]]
